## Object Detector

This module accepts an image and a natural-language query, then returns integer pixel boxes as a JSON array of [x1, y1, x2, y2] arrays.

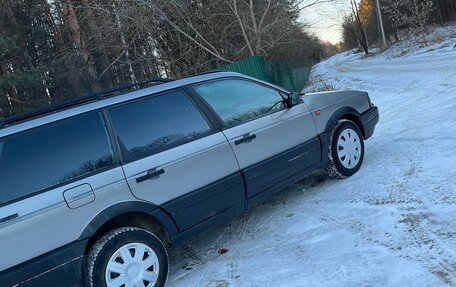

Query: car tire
[[325, 119, 364, 178], [86, 227, 168, 287]]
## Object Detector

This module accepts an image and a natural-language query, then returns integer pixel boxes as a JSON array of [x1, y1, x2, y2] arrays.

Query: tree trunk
[[112, 2, 137, 83], [62, 1, 100, 91]]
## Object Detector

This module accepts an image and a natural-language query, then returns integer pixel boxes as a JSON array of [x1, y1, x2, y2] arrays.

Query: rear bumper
[[360, 106, 379, 140]]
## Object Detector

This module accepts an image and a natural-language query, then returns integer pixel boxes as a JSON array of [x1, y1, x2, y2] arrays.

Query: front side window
[[0, 112, 115, 205], [109, 90, 212, 161], [193, 78, 286, 127]]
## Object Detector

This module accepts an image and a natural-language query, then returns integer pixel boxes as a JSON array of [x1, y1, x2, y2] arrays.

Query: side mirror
[[285, 92, 301, 108]]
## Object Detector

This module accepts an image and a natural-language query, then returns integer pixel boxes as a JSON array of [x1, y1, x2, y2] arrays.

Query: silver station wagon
[[0, 71, 379, 287]]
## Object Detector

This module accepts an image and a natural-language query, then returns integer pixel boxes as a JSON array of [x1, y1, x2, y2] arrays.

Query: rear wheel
[[325, 120, 364, 178], [86, 227, 168, 287]]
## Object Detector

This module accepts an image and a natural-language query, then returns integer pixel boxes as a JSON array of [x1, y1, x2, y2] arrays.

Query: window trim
[[188, 76, 290, 129], [102, 109, 125, 164], [0, 110, 120, 207], [107, 88, 217, 164], [182, 86, 224, 132], [0, 142, 3, 160]]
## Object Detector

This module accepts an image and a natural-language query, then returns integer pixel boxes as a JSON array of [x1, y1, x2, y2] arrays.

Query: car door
[[108, 89, 243, 232], [191, 78, 320, 199]]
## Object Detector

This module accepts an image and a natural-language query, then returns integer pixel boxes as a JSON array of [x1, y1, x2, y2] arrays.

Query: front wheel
[[86, 227, 169, 287], [325, 120, 365, 178]]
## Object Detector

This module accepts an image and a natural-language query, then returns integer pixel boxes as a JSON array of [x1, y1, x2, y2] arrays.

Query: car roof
[[0, 71, 287, 138]]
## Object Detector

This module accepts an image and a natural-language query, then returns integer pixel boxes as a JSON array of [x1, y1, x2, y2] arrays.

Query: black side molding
[[171, 202, 246, 247], [242, 138, 321, 198], [0, 240, 87, 287], [161, 173, 245, 232]]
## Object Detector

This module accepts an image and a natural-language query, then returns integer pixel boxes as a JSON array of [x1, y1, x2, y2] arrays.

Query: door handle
[[235, 133, 257, 145], [136, 168, 165, 183], [0, 213, 18, 224]]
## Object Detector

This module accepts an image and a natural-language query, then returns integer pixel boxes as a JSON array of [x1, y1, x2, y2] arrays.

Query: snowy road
[[167, 39, 456, 287]]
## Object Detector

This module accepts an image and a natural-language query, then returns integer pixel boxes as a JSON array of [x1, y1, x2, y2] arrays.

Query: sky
[[300, 1, 352, 44]]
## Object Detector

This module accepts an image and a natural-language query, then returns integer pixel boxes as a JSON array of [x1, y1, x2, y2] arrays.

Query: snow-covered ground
[[167, 33, 456, 286]]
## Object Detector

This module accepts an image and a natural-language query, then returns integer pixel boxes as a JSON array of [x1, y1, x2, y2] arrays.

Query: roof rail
[[194, 70, 226, 76], [94, 77, 175, 99], [178, 70, 226, 80], [0, 77, 174, 129]]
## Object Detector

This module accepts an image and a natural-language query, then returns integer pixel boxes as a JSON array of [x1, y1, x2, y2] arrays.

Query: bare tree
[[150, 0, 234, 64], [342, 0, 370, 54], [0, 0, 326, 117], [382, 0, 436, 35], [226, 0, 333, 58], [149, 0, 330, 63]]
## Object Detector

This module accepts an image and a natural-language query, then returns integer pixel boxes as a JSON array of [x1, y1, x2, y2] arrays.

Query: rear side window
[[109, 90, 212, 161], [0, 112, 115, 205]]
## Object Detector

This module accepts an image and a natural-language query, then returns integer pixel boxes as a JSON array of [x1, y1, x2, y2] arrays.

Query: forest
[[2, 0, 454, 119], [0, 0, 324, 118]]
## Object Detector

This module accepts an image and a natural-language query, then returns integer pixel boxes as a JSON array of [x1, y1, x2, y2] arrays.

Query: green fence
[[218, 56, 311, 92]]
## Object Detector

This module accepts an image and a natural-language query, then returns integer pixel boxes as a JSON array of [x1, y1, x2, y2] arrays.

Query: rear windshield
[[0, 112, 115, 205]]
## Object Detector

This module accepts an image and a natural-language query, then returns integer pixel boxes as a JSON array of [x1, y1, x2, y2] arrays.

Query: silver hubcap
[[105, 243, 159, 287], [337, 128, 361, 169]]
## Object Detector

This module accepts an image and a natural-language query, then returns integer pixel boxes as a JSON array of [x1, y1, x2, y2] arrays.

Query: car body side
[[0, 72, 378, 287]]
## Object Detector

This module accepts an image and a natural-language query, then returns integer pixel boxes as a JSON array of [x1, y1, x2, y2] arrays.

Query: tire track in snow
[[391, 160, 456, 285], [295, 159, 456, 285]]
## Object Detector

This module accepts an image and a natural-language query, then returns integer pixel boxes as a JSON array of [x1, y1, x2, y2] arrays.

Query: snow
[[167, 31, 456, 286]]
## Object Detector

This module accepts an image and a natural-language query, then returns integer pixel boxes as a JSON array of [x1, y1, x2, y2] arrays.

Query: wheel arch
[[80, 201, 179, 256], [324, 107, 365, 138]]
